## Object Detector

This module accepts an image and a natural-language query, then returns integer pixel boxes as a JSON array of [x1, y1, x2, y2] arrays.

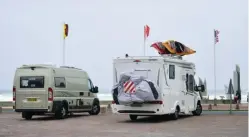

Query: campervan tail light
[[133, 60, 141, 62]]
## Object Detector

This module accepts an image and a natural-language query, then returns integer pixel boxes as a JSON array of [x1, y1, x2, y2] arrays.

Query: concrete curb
[[100, 105, 112, 114], [203, 110, 248, 112]]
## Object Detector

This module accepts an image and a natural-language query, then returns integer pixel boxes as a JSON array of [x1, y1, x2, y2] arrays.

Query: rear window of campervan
[[20, 76, 44, 88]]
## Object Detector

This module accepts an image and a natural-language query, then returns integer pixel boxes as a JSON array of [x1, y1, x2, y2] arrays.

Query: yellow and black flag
[[63, 23, 69, 39], [161, 40, 196, 55]]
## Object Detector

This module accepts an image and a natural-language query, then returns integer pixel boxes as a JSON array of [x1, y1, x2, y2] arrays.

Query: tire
[[89, 103, 100, 115], [129, 115, 138, 121], [55, 103, 68, 119], [192, 104, 202, 116], [22, 112, 33, 120], [171, 107, 179, 120]]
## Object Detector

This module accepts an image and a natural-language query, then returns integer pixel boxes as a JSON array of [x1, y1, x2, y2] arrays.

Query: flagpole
[[143, 35, 146, 56], [63, 37, 65, 66], [229, 83, 232, 114], [62, 22, 66, 66], [214, 29, 217, 106], [143, 25, 146, 56]]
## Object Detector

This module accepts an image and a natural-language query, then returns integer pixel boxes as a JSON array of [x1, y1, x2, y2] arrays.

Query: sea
[[0, 90, 113, 102], [0, 90, 248, 103]]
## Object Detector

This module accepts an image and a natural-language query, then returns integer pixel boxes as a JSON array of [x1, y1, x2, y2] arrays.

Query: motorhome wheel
[[192, 104, 202, 116], [89, 103, 100, 115], [22, 112, 33, 120], [55, 103, 68, 119], [129, 115, 138, 121], [172, 107, 179, 120]]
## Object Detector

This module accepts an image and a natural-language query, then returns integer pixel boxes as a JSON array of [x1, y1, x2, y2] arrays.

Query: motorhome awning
[[151, 40, 196, 56]]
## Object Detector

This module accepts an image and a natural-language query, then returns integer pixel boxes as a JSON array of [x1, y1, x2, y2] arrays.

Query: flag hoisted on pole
[[63, 23, 69, 39], [63, 23, 69, 65], [213, 29, 219, 106], [144, 25, 150, 56]]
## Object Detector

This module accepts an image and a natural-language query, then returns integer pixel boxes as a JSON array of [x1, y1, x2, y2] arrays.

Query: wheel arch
[[173, 101, 181, 112], [62, 100, 69, 109], [52, 100, 69, 112], [197, 100, 201, 105], [92, 98, 100, 105]]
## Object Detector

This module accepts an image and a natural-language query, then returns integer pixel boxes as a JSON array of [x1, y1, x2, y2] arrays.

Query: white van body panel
[[13, 64, 99, 115], [112, 55, 201, 116]]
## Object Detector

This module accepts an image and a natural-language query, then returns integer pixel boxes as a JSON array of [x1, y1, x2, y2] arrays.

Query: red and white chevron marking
[[123, 80, 136, 93]]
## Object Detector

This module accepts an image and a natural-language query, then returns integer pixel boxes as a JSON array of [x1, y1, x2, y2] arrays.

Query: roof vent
[[60, 66, 82, 70], [21, 64, 56, 68]]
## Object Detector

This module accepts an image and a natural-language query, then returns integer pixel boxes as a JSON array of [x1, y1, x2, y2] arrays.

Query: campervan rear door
[[15, 67, 51, 110]]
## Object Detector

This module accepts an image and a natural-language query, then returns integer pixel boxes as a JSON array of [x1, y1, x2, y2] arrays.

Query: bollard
[[208, 104, 212, 110], [100, 106, 107, 114], [107, 104, 111, 112], [107, 104, 111, 109], [235, 104, 240, 110]]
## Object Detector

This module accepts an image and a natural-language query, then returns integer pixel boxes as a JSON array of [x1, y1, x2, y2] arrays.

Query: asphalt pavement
[[0, 112, 247, 137]]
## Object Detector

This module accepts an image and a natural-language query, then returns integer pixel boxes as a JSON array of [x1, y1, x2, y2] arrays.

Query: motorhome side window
[[169, 65, 175, 79], [157, 69, 160, 86], [54, 77, 66, 88], [115, 68, 118, 83], [188, 74, 194, 91], [20, 76, 44, 88]]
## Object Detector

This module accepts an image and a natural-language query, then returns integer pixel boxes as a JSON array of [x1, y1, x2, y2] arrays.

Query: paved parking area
[[0, 112, 248, 137]]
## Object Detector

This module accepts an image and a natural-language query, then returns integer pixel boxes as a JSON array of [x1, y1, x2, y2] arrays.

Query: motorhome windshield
[[20, 76, 44, 88]]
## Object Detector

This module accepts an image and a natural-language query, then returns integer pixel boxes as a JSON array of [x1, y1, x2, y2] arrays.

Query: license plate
[[130, 103, 142, 107], [27, 98, 37, 101]]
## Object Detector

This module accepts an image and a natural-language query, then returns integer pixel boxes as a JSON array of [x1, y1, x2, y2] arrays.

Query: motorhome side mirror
[[194, 85, 205, 92], [92, 86, 98, 93]]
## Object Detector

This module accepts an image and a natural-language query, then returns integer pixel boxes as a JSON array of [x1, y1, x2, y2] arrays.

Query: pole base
[[213, 98, 217, 106], [208, 104, 212, 110], [235, 104, 240, 110]]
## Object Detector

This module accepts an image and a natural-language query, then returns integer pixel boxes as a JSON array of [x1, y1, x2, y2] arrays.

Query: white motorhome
[[13, 64, 100, 120], [111, 55, 205, 121]]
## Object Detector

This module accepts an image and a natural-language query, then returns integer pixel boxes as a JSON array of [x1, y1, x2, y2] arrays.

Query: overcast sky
[[0, 0, 247, 93]]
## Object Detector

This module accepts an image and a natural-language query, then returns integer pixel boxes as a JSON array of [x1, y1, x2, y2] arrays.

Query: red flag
[[144, 25, 150, 39]]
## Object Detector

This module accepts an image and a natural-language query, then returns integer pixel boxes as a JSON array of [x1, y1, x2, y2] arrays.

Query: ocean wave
[[0, 93, 247, 103], [0, 93, 113, 101], [0, 95, 12, 101]]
